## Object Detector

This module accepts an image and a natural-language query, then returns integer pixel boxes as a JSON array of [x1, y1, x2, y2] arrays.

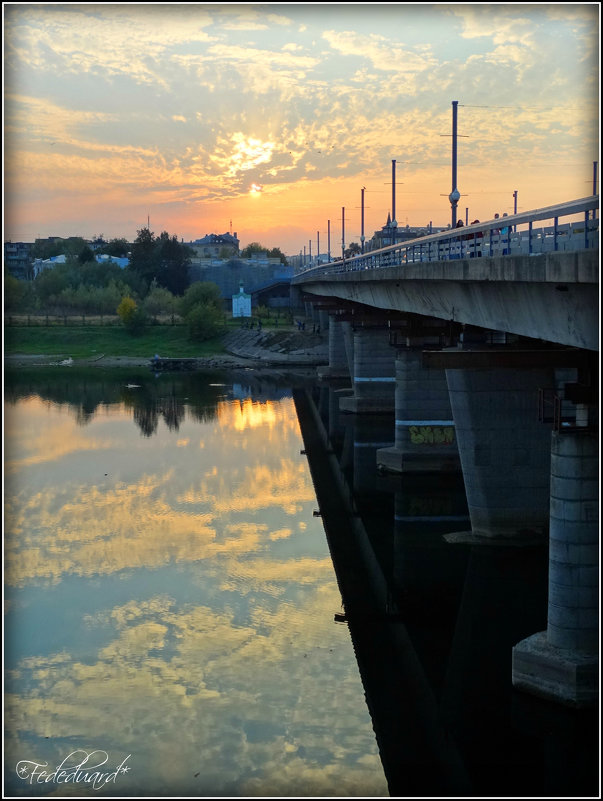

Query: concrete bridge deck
[[293, 197, 599, 351]]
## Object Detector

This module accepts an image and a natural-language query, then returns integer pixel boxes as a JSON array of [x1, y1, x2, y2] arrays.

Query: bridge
[[291, 195, 599, 709], [293, 196, 599, 351]]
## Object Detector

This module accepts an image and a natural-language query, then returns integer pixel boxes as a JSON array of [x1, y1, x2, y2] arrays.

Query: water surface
[[4, 368, 388, 797]]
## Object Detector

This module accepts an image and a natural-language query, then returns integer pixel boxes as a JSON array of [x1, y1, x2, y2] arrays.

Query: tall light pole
[[341, 207, 345, 262], [449, 100, 460, 227], [360, 186, 366, 253], [317, 230, 320, 263], [391, 160, 398, 245], [327, 219, 331, 262]]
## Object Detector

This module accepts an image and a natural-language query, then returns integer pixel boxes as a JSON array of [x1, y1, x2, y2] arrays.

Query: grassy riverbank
[[4, 323, 228, 359]]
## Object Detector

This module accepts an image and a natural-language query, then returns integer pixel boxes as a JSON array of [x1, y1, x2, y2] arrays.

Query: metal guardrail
[[293, 196, 599, 280]]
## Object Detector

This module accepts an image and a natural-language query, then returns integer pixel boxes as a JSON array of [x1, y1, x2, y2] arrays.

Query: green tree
[[78, 245, 96, 265], [4, 273, 33, 311], [156, 232, 192, 295], [128, 227, 158, 287], [128, 228, 192, 295], [267, 247, 288, 265], [185, 302, 225, 342], [179, 281, 223, 318], [117, 296, 146, 334], [240, 242, 265, 258], [344, 242, 361, 258], [104, 238, 130, 257], [143, 284, 178, 319]]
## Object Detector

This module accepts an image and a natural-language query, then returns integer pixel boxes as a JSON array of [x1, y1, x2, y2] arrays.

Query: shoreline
[[3, 353, 262, 370], [3, 354, 324, 383]]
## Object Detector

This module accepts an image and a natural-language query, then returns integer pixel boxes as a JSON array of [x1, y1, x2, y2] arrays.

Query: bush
[[117, 296, 147, 334], [180, 281, 223, 318], [185, 302, 225, 342]]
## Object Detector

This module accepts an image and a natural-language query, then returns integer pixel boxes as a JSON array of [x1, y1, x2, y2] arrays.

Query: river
[[3, 366, 598, 797]]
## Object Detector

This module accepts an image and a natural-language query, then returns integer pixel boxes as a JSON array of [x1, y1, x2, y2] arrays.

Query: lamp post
[[341, 207, 345, 262], [327, 219, 331, 262], [449, 100, 460, 227], [360, 186, 366, 253], [391, 160, 398, 245]]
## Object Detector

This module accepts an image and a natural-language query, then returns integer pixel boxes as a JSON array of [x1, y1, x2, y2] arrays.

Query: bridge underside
[[296, 251, 598, 351]]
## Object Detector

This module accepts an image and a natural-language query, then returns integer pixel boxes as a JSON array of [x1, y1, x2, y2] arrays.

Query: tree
[[240, 242, 266, 258], [240, 242, 288, 263], [143, 284, 178, 319], [128, 227, 159, 287], [179, 281, 223, 318], [128, 228, 192, 295], [104, 238, 130, 257], [155, 231, 192, 295], [267, 247, 288, 265], [185, 303, 225, 342], [345, 242, 361, 258], [117, 296, 146, 334], [4, 273, 34, 312], [78, 245, 96, 265]]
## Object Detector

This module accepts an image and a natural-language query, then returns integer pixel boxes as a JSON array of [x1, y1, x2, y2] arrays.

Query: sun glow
[[249, 183, 263, 195]]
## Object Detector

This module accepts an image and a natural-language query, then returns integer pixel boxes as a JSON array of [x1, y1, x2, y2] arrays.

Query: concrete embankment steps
[[223, 328, 328, 365]]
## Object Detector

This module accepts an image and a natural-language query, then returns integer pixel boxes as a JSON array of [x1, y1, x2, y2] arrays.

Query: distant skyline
[[3, 3, 599, 255]]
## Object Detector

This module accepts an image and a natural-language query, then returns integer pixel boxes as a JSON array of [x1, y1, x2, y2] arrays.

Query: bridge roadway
[[293, 196, 599, 351]]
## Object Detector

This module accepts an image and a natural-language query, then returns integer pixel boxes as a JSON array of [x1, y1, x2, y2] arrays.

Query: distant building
[[32, 253, 67, 277], [4, 241, 34, 279], [190, 232, 240, 259], [94, 253, 129, 269], [367, 214, 446, 251], [232, 283, 252, 318]]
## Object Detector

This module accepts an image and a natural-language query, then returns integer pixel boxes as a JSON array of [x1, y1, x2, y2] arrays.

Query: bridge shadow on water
[[293, 386, 599, 799]]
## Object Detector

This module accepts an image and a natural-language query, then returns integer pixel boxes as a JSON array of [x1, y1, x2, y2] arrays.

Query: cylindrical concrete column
[[547, 430, 599, 653], [342, 321, 354, 378], [512, 429, 599, 707], [378, 348, 460, 473], [317, 318, 350, 380], [340, 328, 396, 414], [318, 309, 329, 332], [446, 367, 555, 539]]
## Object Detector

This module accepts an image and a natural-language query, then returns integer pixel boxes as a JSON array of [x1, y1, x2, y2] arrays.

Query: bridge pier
[[512, 429, 598, 707], [339, 327, 396, 414], [444, 365, 555, 541], [377, 348, 460, 474], [317, 317, 351, 380]]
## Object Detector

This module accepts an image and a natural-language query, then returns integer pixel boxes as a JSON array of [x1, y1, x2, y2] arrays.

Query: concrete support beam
[[377, 348, 461, 473], [445, 366, 555, 540], [512, 430, 598, 707], [339, 327, 397, 414]]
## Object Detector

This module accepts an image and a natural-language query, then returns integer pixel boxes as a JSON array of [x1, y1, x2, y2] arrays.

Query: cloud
[[5, 586, 387, 796]]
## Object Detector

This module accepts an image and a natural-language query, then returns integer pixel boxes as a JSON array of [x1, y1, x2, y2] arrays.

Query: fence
[[294, 195, 599, 281], [4, 314, 185, 327]]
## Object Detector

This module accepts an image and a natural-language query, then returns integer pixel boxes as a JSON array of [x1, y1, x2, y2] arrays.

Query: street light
[[449, 100, 460, 227]]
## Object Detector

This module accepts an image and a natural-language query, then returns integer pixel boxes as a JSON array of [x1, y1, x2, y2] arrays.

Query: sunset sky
[[3, 3, 599, 255]]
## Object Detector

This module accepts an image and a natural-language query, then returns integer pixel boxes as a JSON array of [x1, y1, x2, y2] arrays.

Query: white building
[[232, 284, 251, 317]]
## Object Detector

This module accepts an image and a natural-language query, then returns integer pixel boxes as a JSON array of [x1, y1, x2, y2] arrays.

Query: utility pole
[[360, 187, 365, 253], [449, 100, 460, 227], [391, 160, 397, 246]]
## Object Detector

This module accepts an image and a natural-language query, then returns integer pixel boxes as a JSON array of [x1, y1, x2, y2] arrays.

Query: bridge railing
[[294, 196, 599, 279]]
